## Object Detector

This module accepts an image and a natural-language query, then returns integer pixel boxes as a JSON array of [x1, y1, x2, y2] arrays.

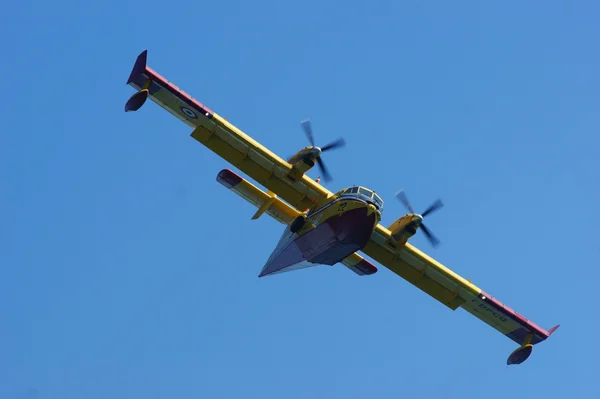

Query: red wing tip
[[547, 324, 560, 335], [217, 169, 243, 189], [348, 259, 378, 276], [357, 259, 378, 275]]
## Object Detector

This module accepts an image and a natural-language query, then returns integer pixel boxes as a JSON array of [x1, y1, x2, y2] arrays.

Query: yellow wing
[[125, 50, 558, 364], [361, 224, 559, 364], [125, 50, 333, 212]]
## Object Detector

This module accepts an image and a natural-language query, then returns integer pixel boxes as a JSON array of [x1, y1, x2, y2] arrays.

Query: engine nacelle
[[286, 158, 314, 181], [387, 214, 418, 245]]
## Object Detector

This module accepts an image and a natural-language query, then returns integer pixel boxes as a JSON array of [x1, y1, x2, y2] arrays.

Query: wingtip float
[[124, 50, 559, 366], [506, 324, 560, 365], [506, 324, 559, 365]]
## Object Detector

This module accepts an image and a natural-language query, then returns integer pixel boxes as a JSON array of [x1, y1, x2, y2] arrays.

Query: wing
[[216, 168, 377, 276], [125, 50, 333, 212], [361, 224, 559, 364]]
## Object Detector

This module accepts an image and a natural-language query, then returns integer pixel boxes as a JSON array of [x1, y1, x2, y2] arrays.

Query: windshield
[[373, 193, 384, 210], [340, 187, 383, 212], [359, 187, 373, 197]]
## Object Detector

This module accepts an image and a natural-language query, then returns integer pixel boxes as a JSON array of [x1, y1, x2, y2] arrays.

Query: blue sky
[[1, 0, 599, 398]]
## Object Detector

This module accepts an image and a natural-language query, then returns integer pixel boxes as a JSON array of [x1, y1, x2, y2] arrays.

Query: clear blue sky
[[2, 1, 598, 398]]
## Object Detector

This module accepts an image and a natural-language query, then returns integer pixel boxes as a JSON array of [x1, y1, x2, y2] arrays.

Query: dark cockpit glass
[[341, 186, 384, 212], [373, 193, 384, 210], [359, 187, 373, 197]]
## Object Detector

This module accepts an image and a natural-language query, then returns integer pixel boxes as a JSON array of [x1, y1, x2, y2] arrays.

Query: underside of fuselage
[[258, 199, 379, 277]]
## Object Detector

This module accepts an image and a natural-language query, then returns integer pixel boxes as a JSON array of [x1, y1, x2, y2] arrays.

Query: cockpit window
[[338, 187, 384, 213], [373, 193, 384, 210], [359, 187, 373, 198]]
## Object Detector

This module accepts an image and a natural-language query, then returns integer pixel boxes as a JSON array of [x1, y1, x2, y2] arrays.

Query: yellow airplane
[[124, 50, 559, 365]]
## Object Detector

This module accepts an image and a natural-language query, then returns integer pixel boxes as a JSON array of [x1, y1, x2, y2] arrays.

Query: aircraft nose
[[312, 147, 322, 157]]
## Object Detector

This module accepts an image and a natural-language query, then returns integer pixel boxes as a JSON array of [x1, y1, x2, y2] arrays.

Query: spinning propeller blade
[[301, 119, 315, 146], [315, 157, 331, 182], [422, 199, 443, 217], [300, 119, 345, 182], [396, 190, 444, 247], [320, 138, 345, 152], [395, 190, 415, 214], [420, 224, 440, 247]]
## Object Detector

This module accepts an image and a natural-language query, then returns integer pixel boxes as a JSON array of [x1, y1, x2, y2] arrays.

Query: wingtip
[[547, 324, 560, 335], [505, 324, 560, 365], [126, 49, 149, 85]]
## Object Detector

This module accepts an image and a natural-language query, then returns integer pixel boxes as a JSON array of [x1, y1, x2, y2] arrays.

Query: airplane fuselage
[[301, 197, 380, 264], [259, 189, 382, 276]]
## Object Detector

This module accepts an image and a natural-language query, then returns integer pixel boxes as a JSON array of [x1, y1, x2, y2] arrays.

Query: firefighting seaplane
[[123, 50, 559, 365]]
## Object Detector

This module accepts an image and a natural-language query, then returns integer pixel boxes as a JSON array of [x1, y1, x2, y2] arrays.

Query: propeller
[[300, 119, 345, 182], [395, 190, 444, 247]]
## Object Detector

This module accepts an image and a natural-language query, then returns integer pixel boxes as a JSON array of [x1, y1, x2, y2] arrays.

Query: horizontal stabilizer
[[216, 169, 300, 225], [341, 253, 378, 276]]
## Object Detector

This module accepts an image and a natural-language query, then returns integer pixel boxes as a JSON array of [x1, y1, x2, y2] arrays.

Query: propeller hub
[[300, 119, 345, 182], [411, 214, 424, 225], [396, 189, 443, 248]]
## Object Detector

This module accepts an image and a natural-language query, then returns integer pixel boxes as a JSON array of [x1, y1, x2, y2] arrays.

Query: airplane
[[123, 50, 559, 365]]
